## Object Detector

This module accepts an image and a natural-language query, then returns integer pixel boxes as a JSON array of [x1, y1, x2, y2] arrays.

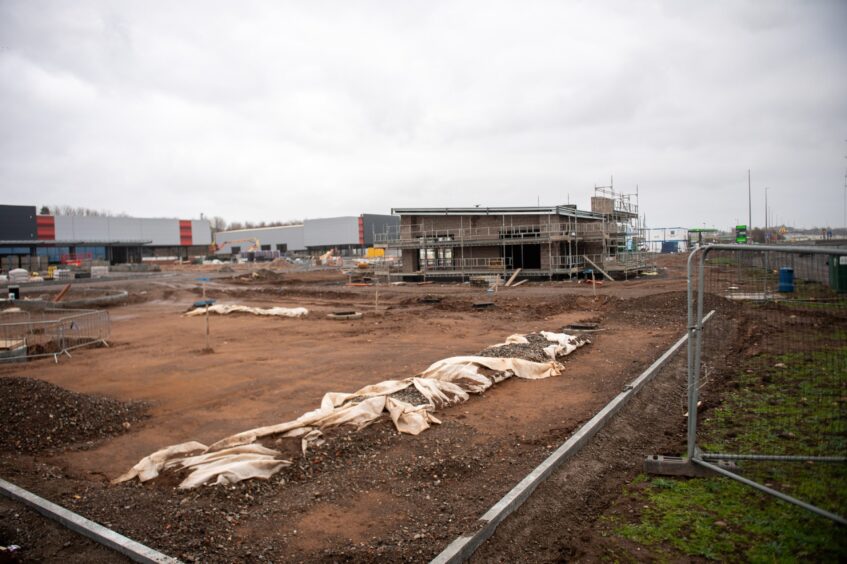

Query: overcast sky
[[1, 1, 846, 229]]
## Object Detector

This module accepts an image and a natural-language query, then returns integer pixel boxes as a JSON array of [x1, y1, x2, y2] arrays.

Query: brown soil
[[0, 496, 125, 563], [0, 377, 148, 454], [474, 283, 845, 562], [472, 310, 744, 562], [0, 257, 696, 562]]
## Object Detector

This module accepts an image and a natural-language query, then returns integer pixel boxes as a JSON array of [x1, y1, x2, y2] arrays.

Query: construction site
[[1, 206, 846, 562], [4, 0, 847, 559], [375, 185, 650, 281]]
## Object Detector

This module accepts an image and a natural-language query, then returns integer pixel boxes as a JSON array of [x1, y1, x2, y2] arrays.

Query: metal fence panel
[[0, 308, 110, 363], [687, 244, 847, 523]]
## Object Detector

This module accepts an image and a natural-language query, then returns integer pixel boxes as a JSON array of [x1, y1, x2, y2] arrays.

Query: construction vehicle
[[210, 238, 261, 254], [318, 248, 348, 267]]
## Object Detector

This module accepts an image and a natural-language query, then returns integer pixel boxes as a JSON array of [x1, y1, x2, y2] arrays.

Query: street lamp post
[[748, 169, 752, 239], [765, 187, 770, 243]]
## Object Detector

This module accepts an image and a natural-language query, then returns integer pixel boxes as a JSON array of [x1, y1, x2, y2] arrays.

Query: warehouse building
[[213, 224, 305, 255], [214, 214, 399, 257], [0, 204, 211, 268]]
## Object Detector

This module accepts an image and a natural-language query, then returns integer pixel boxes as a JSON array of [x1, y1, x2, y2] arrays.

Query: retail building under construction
[[375, 187, 648, 279]]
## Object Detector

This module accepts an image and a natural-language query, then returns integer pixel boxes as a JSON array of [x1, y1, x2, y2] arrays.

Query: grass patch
[[701, 347, 847, 463], [609, 476, 846, 561], [607, 330, 847, 561]]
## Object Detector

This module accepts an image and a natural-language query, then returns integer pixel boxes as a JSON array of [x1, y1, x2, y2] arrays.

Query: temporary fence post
[[686, 248, 699, 459], [689, 247, 709, 459]]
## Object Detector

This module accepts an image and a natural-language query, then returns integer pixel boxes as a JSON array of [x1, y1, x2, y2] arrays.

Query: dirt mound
[[603, 291, 697, 326], [477, 333, 581, 363], [269, 258, 297, 269], [0, 377, 148, 453], [230, 268, 347, 286], [243, 268, 283, 281]]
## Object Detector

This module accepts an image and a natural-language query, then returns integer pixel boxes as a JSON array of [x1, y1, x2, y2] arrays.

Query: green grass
[[606, 337, 847, 561], [609, 476, 847, 562], [700, 347, 847, 461]]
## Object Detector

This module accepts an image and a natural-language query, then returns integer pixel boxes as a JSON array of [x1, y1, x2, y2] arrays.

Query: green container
[[830, 255, 847, 294]]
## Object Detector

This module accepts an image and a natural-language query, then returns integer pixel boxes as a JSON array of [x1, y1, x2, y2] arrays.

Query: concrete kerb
[[430, 311, 716, 564], [4, 291, 129, 312], [0, 477, 181, 563]]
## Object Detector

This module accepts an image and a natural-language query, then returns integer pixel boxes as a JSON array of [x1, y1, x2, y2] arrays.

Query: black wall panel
[[0, 205, 37, 240], [361, 214, 400, 246]]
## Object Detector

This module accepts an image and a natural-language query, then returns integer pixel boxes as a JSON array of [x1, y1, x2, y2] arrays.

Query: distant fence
[[687, 244, 847, 524], [0, 309, 110, 363]]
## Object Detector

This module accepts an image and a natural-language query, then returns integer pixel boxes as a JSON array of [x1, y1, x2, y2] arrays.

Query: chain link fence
[[0, 308, 110, 363], [687, 244, 847, 524]]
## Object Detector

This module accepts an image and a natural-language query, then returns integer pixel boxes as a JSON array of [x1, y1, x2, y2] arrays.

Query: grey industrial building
[[214, 214, 399, 257], [0, 204, 212, 268]]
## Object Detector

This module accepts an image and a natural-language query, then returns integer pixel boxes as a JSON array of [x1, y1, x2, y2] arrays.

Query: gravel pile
[[476, 333, 558, 363], [388, 386, 430, 406], [0, 377, 149, 453]]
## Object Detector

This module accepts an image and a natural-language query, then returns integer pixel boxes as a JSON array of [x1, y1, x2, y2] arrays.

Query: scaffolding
[[592, 178, 645, 259], [376, 189, 652, 280]]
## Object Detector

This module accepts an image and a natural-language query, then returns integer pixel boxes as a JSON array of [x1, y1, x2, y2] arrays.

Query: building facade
[[376, 196, 646, 279], [214, 214, 399, 257], [214, 225, 306, 255], [0, 204, 211, 267]]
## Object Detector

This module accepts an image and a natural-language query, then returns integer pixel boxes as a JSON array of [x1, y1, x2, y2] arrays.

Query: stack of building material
[[19, 256, 48, 273], [1, 256, 19, 271], [8, 269, 29, 284], [91, 266, 109, 279]]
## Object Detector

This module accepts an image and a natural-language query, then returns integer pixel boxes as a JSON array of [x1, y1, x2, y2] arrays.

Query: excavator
[[209, 238, 260, 254], [318, 248, 335, 265]]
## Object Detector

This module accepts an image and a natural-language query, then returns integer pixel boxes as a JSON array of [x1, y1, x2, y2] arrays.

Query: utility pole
[[748, 169, 752, 233], [765, 187, 770, 243]]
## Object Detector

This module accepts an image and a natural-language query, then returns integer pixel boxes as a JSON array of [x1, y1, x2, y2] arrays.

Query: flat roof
[[390, 205, 604, 220], [218, 224, 304, 235], [0, 239, 153, 246]]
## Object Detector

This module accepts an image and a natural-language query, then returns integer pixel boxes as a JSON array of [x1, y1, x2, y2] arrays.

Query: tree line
[[39, 206, 300, 233], [40, 205, 130, 217]]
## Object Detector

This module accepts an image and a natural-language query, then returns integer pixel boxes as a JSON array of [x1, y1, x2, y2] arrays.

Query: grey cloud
[[1, 0, 845, 228]]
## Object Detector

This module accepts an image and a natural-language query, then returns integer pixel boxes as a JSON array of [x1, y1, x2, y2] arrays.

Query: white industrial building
[[0, 204, 211, 265], [214, 214, 399, 257]]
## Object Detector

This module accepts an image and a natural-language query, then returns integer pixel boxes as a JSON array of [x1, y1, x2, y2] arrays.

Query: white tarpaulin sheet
[[185, 304, 308, 318], [115, 331, 588, 489]]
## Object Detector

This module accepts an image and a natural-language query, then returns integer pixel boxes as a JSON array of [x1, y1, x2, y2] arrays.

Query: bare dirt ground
[[0, 255, 693, 562], [473, 308, 743, 563]]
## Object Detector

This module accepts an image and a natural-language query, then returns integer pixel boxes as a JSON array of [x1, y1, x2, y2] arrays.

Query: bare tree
[[210, 216, 228, 232], [213, 218, 305, 232], [49, 205, 130, 217]]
